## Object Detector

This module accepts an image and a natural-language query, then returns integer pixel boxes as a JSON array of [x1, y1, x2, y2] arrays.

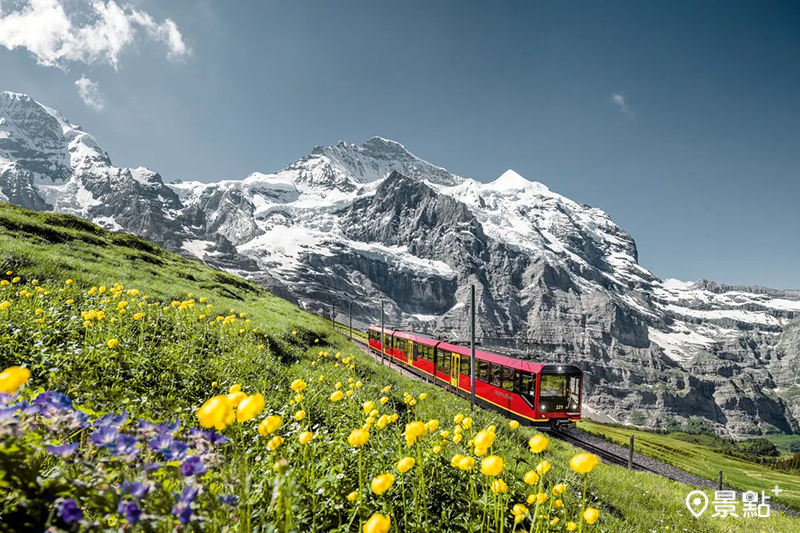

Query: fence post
[[628, 435, 634, 469], [718, 470, 723, 490]]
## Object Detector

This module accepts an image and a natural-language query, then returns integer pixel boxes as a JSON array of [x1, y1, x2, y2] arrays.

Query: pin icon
[[686, 490, 709, 518]]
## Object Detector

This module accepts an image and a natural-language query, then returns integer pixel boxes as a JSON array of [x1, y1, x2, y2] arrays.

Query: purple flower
[[189, 427, 229, 446], [157, 419, 181, 435], [71, 410, 90, 428], [179, 485, 199, 503], [149, 432, 174, 453], [0, 406, 17, 422], [94, 411, 128, 429], [110, 433, 139, 460], [181, 456, 207, 477], [117, 500, 141, 524], [0, 393, 13, 404], [163, 440, 189, 461], [219, 494, 238, 506], [58, 499, 82, 523], [47, 443, 79, 457], [89, 426, 119, 447], [16, 401, 42, 415], [172, 502, 193, 525], [34, 391, 73, 412], [122, 481, 150, 499]]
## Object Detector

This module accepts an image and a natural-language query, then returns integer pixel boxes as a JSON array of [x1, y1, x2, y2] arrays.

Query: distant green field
[[764, 434, 800, 454], [579, 420, 800, 511]]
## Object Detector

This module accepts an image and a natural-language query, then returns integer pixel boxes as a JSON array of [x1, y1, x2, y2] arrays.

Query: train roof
[[368, 327, 581, 374]]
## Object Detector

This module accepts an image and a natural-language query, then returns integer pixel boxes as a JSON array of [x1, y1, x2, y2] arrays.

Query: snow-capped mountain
[[2, 91, 799, 437]]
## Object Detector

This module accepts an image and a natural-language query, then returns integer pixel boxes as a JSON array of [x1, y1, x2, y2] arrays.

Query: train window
[[518, 372, 535, 396], [501, 366, 514, 391], [439, 351, 451, 374], [460, 356, 470, 377], [412, 342, 417, 361], [478, 360, 490, 381], [489, 364, 501, 387], [436, 350, 444, 372]]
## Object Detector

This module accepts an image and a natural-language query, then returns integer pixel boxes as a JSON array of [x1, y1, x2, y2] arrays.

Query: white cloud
[[74, 75, 104, 110], [611, 93, 634, 118], [0, 0, 190, 70]]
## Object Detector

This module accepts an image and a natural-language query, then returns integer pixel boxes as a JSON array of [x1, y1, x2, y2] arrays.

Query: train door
[[451, 353, 460, 387], [409, 340, 415, 363]]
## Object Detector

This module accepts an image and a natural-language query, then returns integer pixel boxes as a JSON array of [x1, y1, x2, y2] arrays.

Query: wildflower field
[[0, 202, 798, 533]]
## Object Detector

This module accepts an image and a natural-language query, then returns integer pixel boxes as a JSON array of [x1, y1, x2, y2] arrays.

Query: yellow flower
[[404, 421, 427, 446], [266, 435, 284, 451], [348, 428, 370, 447], [418, 393, 427, 400], [11, 277, 20, 284], [512, 503, 529, 517], [397, 457, 415, 473], [432, 445, 442, 454], [370, 473, 395, 495], [461, 417, 473, 429], [290, 379, 307, 392], [0, 366, 31, 394], [4, 271, 10, 275], [294, 409, 306, 421], [450, 454, 464, 467], [65, 299, 74, 305], [0, 301, 11, 311], [453, 434, 463, 444], [0, 280, 7, 286], [335, 381, 342, 389], [107, 338, 119, 349], [535, 460, 551, 475], [330, 390, 345, 402], [553, 483, 566, 496], [362, 513, 391, 533], [526, 494, 536, 505], [380, 385, 392, 393], [258, 415, 282, 435], [567, 522, 578, 531], [345, 390, 354, 397], [523, 470, 539, 485], [314, 338, 319, 343], [474, 429, 495, 450], [228, 391, 247, 408], [65, 279, 73, 285], [347, 491, 359, 502], [474, 445, 487, 456], [583, 508, 599, 525], [133, 313, 144, 320], [236, 393, 265, 422], [362, 400, 375, 415], [197, 395, 233, 430], [569, 453, 599, 475], [528, 434, 549, 453], [553, 499, 563, 509], [490, 478, 508, 493], [229, 384, 242, 394], [535, 492, 548, 504], [292, 329, 297, 335], [379, 396, 389, 405], [481, 455, 504, 476], [212, 381, 218, 387], [509, 420, 520, 429], [453, 413, 464, 424], [457, 456, 475, 471], [355, 380, 363, 388], [298, 431, 313, 444], [550, 517, 559, 526]]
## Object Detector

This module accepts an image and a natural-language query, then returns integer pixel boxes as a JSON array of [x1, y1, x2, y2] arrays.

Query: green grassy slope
[[1, 201, 798, 533], [578, 421, 800, 510]]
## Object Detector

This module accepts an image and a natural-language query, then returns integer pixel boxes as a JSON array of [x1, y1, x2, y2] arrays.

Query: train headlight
[[540, 405, 547, 412]]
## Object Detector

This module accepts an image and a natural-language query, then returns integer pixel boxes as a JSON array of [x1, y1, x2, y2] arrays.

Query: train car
[[367, 327, 582, 428]]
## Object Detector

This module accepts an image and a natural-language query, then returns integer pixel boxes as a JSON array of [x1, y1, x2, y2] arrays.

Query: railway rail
[[332, 325, 800, 517]]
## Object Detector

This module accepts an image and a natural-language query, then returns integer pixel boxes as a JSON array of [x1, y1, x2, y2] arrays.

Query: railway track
[[334, 325, 800, 517]]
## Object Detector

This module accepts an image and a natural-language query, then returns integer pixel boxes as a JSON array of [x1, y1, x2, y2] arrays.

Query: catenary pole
[[349, 299, 352, 340], [470, 284, 476, 410]]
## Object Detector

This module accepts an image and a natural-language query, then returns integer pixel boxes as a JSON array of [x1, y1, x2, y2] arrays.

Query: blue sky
[[1, 1, 799, 288]]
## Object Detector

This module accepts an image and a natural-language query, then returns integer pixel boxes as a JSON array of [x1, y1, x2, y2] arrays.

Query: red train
[[367, 327, 583, 428]]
